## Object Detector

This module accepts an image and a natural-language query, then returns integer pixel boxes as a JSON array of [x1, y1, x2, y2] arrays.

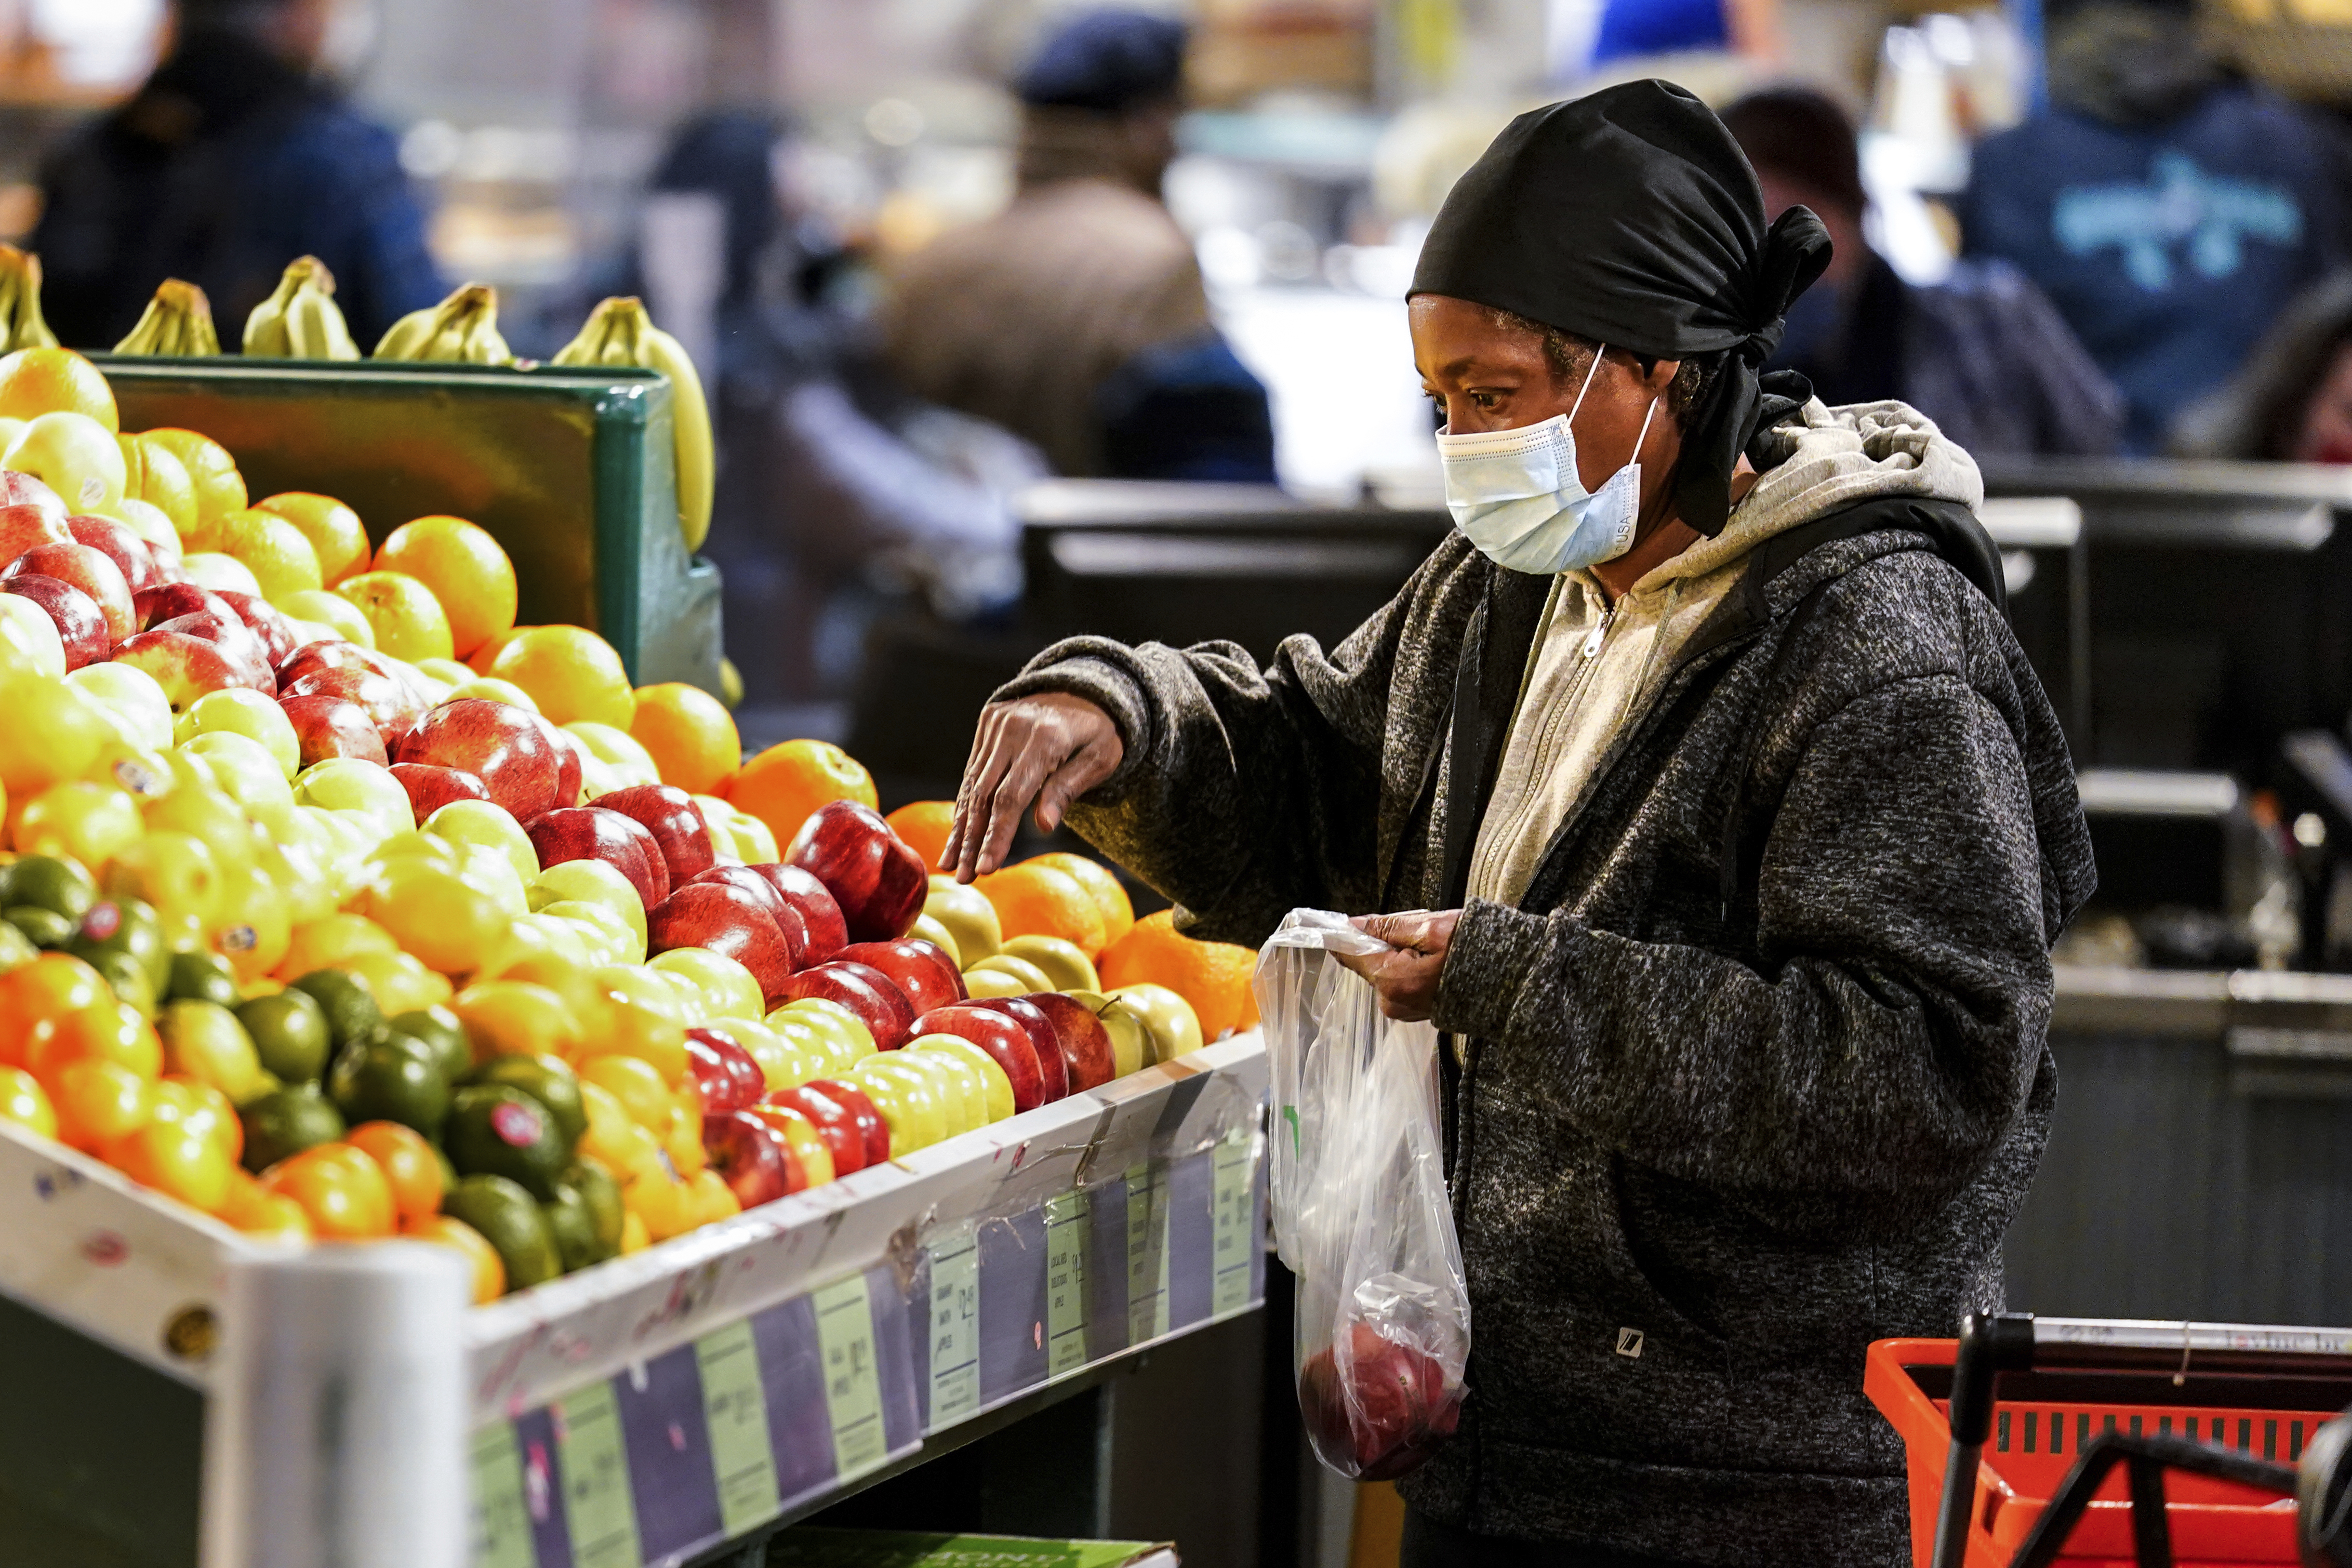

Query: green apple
[[450, 840, 528, 918], [909, 911, 962, 969], [181, 731, 296, 832], [1065, 989, 1149, 1078], [274, 589, 374, 648], [444, 675, 537, 711], [924, 877, 1001, 963], [477, 910, 590, 976], [181, 552, 262, 597], [541, 899, 643, 966], [649, 947, 763, 1021], [176, 688, 300, 777], [1002, 934, 1096, 992], [294, 756, 415, 839], [422, 798, 537, 886], [563, 721, 659, 788], [1106, 983, 1203, 1062], [0, 594, 64, 680], [413, 657, 474, 689], [726, 807, 777, 863], [691, 796, 741, 859], [66, 661, 172, 751], [106, 496, 181, 560], [527, 857, 646, 949], [5, 411, 126, 513]]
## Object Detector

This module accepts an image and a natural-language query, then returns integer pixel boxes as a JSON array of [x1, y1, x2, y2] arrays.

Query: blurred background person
[[1723, 85, 2123, 455], [1956, 0, 2351, 452], [31, 0, 444, 350], [2172, 271, 2352, 461], [881, 7, 1276, 484]]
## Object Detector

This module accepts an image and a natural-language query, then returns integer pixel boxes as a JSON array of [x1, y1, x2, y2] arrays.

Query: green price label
[[1212, 1130, 1256, 1315], [468, 1421, 535, 1568], [927, 1220, 981, 1426], [813, 1272, 889, 1482], [696, 1319, 781, 1538], [1044, 1189, 1092, 1375], [1125, 1161, 1171, 1345], [555, 1380, 642, 1568]]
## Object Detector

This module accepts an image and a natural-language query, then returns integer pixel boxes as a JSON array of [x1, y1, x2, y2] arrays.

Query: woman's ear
[[1641, 357, 1683, 399]]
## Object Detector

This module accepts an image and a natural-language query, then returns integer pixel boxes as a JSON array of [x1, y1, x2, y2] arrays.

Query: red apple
[[685, 1028, 767, 1115], [0, 471, 66, 526], [147, 608, 273, 690], [780, 960, 914, 1050], [840, 938, 964, 1016], [702, 1109, 799, 1208], [761, 1086, 865, 1175], [64, 514, 156, 595], [280, 694, 389, 767], [967, 996, 1070, 1103], [648, 882, 794, 1003], [786, 801, 926, 944], [1297, 1323, 1459, 1481], [542, 719, 585, 808], [111, 629, 257, 709], [1019, 992, 1118, 1093], [596, 783, 715, 887], [911, 1003, 1050, 1111], [388, 763, 488, 819], [688, 866, 814, 968], [3, 542, 133, 642], [134, 581, 235, 632], [2, 574, 108, 669], [0, 502, 68, 573], [746, 863, 847, 965], [396, 698, 562, 821], [283, 666, 423, 748], [788, 1080, 890, 1170], [527, 806, 669, 910], [213, 591, 298, 669]]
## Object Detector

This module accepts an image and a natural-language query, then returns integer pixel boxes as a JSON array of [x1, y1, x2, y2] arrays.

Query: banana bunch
[[243, 255, 359, 359], [373, 282, 513, 365], [553, 296, 713, 551], [115, 279, 221, 356], [0, 245, 58, 353]]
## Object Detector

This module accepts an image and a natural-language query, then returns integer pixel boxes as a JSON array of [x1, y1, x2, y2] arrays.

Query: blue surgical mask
[[1436, 343, 1659, 575]]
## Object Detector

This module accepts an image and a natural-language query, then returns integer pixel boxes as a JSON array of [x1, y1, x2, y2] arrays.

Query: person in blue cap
[[881, 7, 1276, 484]]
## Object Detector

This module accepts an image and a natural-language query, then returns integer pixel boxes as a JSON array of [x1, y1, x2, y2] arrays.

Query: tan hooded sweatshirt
[[1464, 398, 1986, 907]]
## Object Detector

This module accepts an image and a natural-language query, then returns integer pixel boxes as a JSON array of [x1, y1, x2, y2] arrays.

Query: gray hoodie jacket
[[994, 404, 2095, 1565]]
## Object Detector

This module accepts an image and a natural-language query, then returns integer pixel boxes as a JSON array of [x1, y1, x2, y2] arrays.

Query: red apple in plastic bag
[[1297, 1323, 1459, 1481]]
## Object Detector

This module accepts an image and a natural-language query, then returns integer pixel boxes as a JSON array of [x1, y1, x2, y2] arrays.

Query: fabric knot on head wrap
[[1409, 79, 1833, 537]]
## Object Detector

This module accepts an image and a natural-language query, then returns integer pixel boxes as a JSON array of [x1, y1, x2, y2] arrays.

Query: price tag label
[[812, 1272, 888, 1482], [1212, 1129, 1256, 1315], [695, 1319, 781, 1538], [469, 1421, 535, 1568], [555, 1380, 643, 1568], [1044, 1189, 1091, 1375], [1126, 1161, 1171, 1345], [927, 1219, 981, 1425]]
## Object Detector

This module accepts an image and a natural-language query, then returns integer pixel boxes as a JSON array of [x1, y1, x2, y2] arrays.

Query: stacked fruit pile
[[0, 348, 1259, 1304]]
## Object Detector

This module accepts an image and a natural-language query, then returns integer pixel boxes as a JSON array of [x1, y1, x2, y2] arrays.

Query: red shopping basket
[[1865, 1316, 2352, 1567]]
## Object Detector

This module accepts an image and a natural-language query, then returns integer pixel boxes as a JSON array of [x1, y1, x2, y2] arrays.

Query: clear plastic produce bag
[[1257, 909, 1469, 1481]]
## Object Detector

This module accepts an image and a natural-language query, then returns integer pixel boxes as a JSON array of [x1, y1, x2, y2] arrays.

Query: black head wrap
[[1410, 80, 1832, 536]]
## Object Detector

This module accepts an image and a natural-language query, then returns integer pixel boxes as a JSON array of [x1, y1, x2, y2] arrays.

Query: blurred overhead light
[[865, 98, 926, 148]]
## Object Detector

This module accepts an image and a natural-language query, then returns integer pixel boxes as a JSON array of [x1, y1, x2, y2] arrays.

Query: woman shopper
[[949, 82, 2093, 1568]]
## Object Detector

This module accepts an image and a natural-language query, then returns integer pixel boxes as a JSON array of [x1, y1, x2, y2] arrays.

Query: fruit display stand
[[0, 1029, 1267, 1568], [88, 355, 719, 692]]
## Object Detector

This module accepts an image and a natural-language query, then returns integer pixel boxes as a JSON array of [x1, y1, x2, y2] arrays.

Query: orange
[[467, 623, 533, 674], [403, 1213, 504, 1303], [722, 739, 875, 854], [628, 682, 740, 795], [486, 625, 634, 727], [262, 1143, 396, 1239], [885, 801, 955, 873], [256, 493, 371, 586], [0, 348, 117, 431], [972, 861, 1109, 958], [217, 1169, 314, 1241], [105, 1118, 233, 1212], [44, 1057, 155, 1153], [138, 429, 246, 540], [212, 507, 324, 599], [1098, 910, 1259, 1041], [0, 1065, 56, 1139], [348, 1121, 443, 1223], [371, 515, 515, 658], [26, 1000, 163, 1081], [0, 952, 111, 1067], [451, 980, 582, 1064], [1027, 852, 1134, 950], [277, 914, 399, 980], [334, 570, 454, 663]]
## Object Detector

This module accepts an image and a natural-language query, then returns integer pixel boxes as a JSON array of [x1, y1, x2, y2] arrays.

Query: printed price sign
[[469, 1420, 535, 1568], [1125, 1161, 1171, 1345], [1044, 1189, 1091, 1375], [1212, 1130, 1256, 1315], [555, 1380, 643, 1568], [927, 1220, 981, 1424], [696, 1319, 781, 1538], [812, 1272, 889, 1482]]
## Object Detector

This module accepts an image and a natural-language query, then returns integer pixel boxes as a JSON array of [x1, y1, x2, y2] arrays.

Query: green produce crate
[[89, 355, 720, 691]]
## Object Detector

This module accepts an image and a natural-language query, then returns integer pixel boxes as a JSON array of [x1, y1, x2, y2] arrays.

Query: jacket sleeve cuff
[[1433, 898, 1561, 1041], [989, 651, 1154, 797]]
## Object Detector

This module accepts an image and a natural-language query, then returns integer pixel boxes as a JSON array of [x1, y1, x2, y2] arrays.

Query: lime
[[286, 968, 382, 1054], [66, 898, 167, 994], [238, 1084, 346, 1173], [7, 906, 73, 948], [88, 948, 156, 1017], [0, 920, 36, 974], [566, 1158, 624, 1259], [540, 1183, 600, 1273], [159, 1000, 274, 1105], [444, 1174, 561, 1291], [445, 1085, 567, 1200], [166, 950, 242, 1009], [470, 1054, 584, 1149], [327, 1031, 450, 1138], [388, 1005, 471, 1086], [8, 855, 96, 921], [237, 990, 331, 1085]]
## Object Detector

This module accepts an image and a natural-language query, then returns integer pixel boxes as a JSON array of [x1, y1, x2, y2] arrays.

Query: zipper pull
[[1582, 609, 1612, 659]]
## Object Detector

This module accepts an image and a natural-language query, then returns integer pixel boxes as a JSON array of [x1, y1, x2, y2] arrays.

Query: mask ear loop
[[1627, 395, 1659, 470], [1566, 341, 1609, 426]]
